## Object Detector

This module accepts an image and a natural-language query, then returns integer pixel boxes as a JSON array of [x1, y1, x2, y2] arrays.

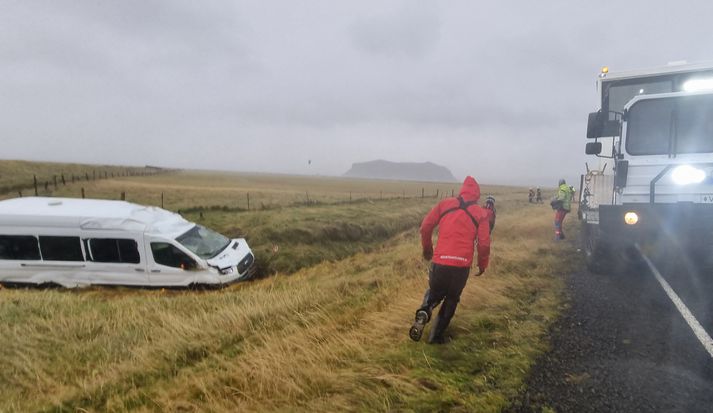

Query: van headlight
[[624, 211, 639, 225], [219, 266, 234, 275], [671, 165, 706, 185]]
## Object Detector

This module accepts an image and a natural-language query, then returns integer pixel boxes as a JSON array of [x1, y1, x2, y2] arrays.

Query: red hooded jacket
[[420, 176, 491, 269]]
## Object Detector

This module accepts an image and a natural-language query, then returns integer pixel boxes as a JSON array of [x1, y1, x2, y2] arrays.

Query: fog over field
[[2, 1, 713, 185]]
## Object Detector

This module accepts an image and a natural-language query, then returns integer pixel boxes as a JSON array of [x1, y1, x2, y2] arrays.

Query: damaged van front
[[175, 224, 256, 283]]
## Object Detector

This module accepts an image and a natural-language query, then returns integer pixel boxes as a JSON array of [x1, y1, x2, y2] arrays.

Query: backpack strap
[[438, 196, 479, 229]]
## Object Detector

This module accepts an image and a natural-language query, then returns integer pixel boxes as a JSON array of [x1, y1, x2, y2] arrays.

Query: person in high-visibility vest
[[551, 179, 574, 240]]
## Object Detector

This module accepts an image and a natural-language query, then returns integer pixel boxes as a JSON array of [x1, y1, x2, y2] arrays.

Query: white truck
[[581, 62, 713, 272], [0, 197, 255, 287]]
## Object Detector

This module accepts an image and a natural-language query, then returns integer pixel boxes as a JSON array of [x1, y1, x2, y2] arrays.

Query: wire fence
[[3, 167, 175, 198]]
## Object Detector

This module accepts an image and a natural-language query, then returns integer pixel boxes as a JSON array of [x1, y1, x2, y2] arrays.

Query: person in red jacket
[[409, 176, 493, 344]]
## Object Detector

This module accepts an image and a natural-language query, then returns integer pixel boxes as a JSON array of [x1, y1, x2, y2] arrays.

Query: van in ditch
[[0, 197, 255, 287]]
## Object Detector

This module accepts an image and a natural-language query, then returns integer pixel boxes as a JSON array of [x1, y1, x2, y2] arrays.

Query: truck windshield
[[626, 94, 713, 155], [605, 80, 672, 121], [176, 225, 231, 259]]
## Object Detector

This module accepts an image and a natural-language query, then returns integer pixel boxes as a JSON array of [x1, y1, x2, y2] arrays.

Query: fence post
[[33, 175, 38, 196], [61, 174, 66, 185], [81, 188, 85, 199], [435, 189, 439, 198], [349, 192, 352, 203], [402, 190, 405, 199], [85, 172, 90, 181], [161, 192, 164, 208], [246, 192, 250, 210], [71, 175, 75, 183], [380, 191, 382, 200], [53, 175, 58, 189], [421, 188, 424, 199], [104, 171, 108, 179], [121, 191, 126, 201], [306, 191, 309, 204], [44, 181, 49, 192], [18, 191, 22, 197]]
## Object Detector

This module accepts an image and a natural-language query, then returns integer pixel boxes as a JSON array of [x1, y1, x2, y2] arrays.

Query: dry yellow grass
[[0, 187, 578, 412], [5, 165, 523, 211], [0, 159, 164, 198]]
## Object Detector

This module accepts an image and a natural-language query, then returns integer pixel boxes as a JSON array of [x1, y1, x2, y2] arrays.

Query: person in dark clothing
[[409, 176, 493, 344]]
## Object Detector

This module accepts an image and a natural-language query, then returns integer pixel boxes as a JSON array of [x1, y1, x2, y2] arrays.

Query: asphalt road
[[509, 250, 713, 412]]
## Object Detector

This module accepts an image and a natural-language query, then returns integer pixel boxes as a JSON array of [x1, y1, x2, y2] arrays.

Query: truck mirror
[[587, 111, 604, 139], [615, 160, 629, 188], [585, 142, 602, 155]]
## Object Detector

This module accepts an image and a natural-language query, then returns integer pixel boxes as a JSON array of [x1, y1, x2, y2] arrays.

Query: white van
[[0, 197, 255, 288]]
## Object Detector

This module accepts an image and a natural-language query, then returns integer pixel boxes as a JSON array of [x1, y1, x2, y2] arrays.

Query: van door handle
[[151, 269, 161, 273], [135, 268, 145, 272]]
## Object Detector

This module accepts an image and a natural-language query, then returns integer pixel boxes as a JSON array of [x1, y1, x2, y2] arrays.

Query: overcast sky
[[2, 1, 713, 185]]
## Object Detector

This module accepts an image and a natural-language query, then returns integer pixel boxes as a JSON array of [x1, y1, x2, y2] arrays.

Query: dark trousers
[[417, 263, 470, 340]]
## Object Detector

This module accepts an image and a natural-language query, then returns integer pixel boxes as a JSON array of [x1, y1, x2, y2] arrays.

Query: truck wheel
[[583, 223, 615, 274]]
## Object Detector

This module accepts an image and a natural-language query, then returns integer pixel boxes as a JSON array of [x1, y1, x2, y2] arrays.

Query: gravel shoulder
[[509, 252, 713, 413]]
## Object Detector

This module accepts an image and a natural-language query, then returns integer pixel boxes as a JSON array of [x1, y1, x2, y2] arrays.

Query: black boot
[[427, 315, 448, 344], [409, 310, 430, 342], [427, 298, 458, 344]]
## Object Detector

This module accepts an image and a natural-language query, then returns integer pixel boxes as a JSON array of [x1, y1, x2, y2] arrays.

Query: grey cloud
[[2, 1, 713, 186], [350, 3, 441, 58]]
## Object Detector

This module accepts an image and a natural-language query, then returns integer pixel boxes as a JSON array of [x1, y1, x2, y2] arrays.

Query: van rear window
[[0, 235, 41, 260], [39, 236, 84, 261], [89, 239, 141, 264]]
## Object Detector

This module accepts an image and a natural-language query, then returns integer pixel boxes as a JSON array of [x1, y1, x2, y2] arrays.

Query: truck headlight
[[624, 211, 639, 225], [671, 165, 706, 185]]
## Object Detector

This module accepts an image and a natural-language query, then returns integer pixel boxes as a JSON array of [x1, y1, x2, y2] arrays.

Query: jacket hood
[[459, 176, 481, 202]]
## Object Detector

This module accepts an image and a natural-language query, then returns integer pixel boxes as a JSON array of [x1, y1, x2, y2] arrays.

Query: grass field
[[0, 161, 577, 412], [0, 160, 167, 197], [2, 163, 520, 211]]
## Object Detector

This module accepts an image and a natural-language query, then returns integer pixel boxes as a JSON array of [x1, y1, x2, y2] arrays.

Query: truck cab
[[581, 62, 713, 272]]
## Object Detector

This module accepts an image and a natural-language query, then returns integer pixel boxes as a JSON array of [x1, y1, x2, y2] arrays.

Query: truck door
[[145, 238, 198, 286]]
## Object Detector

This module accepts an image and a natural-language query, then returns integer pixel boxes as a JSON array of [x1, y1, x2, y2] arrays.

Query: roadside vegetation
[[0, 160, 165, 198], [0, 164, 577, 411]]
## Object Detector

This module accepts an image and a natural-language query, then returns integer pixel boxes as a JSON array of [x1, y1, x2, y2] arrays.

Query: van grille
[[237, 253, 254, 274]]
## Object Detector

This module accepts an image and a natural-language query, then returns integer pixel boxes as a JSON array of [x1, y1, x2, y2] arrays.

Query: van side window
[[39, 236, 84, 261], [151, 242, 196, 269], [89, 239, 141, 264], [0, 235, 41, 260]]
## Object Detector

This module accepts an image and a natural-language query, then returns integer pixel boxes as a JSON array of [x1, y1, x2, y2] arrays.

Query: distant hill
[[344, 160, 457, 182]]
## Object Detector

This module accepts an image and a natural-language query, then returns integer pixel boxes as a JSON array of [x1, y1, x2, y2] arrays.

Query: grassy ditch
[[181, 198, 432, 275], [0, 196, 578, 412]]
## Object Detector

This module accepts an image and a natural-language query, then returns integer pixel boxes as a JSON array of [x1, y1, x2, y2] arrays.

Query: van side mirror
[[587, 111, 604, 139], [180, 260, 199, 271], [585, 142, 603, 155]]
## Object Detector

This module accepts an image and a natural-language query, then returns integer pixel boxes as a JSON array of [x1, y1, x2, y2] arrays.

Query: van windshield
[[176, 225, 231, 259]]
